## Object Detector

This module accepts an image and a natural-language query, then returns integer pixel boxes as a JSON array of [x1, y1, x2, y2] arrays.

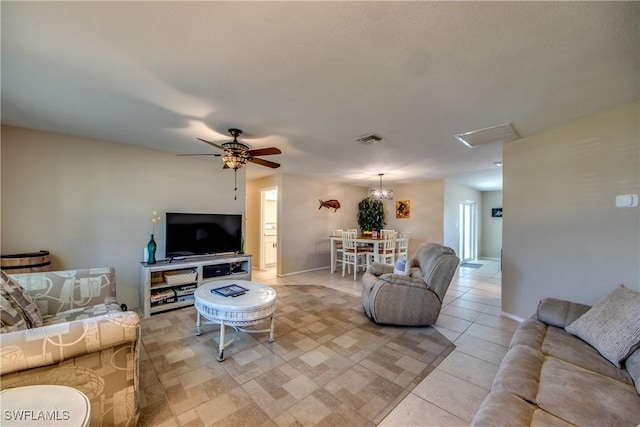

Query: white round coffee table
[[194, 279, 276, 361]]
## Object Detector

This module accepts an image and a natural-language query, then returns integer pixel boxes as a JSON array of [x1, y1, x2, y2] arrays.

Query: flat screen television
[[165, 213, 242, 258]]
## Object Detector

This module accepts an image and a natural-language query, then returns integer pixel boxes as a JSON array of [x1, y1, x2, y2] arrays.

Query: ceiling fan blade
[[248, 157, 281, 169], [197, 138, 226, 151], [246, 147, 282, 157], [176, 154, 221, 156]]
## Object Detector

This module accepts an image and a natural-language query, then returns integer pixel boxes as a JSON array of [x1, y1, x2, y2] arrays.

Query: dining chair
[[342, 230, 371, 280], [367, 230, 397, 267], [397, 231, 410, 260], [347, 228, 369, 250], [380, 229, 396, 239], [333, 229, 344, 270]]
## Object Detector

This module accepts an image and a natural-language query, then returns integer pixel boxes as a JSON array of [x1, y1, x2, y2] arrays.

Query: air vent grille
[[455, 123, 520, 148], [356, 134, 384, 145]]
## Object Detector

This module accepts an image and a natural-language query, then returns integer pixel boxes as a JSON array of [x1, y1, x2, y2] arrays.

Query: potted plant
[[357, 197, 386, 234]]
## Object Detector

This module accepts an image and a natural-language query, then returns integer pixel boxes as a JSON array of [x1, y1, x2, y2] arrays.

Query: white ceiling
[[2, 2, 639, 191]]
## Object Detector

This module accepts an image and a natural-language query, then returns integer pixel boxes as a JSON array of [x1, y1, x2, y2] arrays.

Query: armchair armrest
[[536, 297, 591, 328], [10, 268, 117, 317], [369, 262, 394, 276], [379, 273, 429, 289], [0, 310, 139, 375]]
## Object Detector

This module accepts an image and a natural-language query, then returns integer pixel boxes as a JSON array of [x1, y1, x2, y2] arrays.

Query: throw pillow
[[0, 270, 43, 329], [565, 285, 640, 367], [0, 294, 28, 333], [393, 255, 410, 276]]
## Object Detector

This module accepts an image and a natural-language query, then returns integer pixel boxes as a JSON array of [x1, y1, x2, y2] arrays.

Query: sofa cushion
[[470, 389, 538, 427], [491, 345, 545, 404], [565, 285, 640, 367], [530, 409, 575, 427], [542, 326, 633, 386], [537, 357, 640, 427], [471, 397, 573, 427], [0, 270, 43, 329]]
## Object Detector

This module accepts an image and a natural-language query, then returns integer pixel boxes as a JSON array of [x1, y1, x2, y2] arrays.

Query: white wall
[[1, 125, 245, 310], [503, 101, 640, 319], [248, 176, 448, 275], [481, 191, 503, 258], [443, 181, 482, 257], [278, 174, 366, 275], [384, 180, 445, 256], [248, 174, 368, 275]]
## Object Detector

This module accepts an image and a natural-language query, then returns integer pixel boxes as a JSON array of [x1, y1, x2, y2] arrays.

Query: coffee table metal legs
[[195, 314, 275, 362], [218, 322, 226, 361], [195, 312, 202, 336], [269, 315, 275, 343]]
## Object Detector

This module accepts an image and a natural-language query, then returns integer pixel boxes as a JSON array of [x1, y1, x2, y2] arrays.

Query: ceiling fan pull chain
[[234, 168, 238, 200]]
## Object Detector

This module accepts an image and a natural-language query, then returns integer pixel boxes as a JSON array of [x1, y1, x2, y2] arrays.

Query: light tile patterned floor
[[380, 258, 515, 426], [139, 258, 514, 426]]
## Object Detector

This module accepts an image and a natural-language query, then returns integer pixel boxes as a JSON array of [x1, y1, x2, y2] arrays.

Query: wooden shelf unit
[[140, 254, 252, 318]]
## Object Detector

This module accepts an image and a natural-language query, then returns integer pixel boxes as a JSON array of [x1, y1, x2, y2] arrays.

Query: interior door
[[459, 201, 477, 262], [260, 187, 278, 270]]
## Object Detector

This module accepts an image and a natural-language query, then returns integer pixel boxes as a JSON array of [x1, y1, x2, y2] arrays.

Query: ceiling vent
[[455, 123, 520, 148], [356, 134, 384, 145]]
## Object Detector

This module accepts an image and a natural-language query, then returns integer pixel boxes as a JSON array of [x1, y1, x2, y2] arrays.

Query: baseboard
[[501, 311, 525, 323], [278, 266, 330, 277]]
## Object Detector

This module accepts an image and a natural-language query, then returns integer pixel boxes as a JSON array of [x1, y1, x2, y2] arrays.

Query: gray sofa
[[361, 242, 459, 326], [471, 296, 640, 427]]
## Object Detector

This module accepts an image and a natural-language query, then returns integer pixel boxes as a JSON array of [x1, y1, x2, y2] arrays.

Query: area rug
[[460, 262, 483, 268], [138, 284, 455, 426]]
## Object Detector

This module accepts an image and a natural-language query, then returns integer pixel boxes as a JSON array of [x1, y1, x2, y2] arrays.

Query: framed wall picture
[[492, 208, 503, 218], [396, 200, 410, 218]]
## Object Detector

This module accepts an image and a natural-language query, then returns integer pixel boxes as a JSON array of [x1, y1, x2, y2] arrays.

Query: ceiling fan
[[179, 128, 281, 170], [178, 128, 282, 199]]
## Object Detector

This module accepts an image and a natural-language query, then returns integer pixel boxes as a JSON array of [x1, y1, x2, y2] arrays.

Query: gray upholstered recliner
[[362, 242, 460, 326]]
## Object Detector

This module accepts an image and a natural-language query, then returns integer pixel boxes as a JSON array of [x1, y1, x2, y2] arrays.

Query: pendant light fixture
[[369, 173, 393, 200]]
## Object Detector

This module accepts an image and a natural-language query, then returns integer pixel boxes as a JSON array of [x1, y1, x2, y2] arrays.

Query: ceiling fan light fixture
[[222, 154, 247, 170], [221, 141, 250, 170], [369, 173, 394, 200]]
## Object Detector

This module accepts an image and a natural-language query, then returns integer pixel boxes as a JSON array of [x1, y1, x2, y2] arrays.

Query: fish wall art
[[319, 199, 341, 212]]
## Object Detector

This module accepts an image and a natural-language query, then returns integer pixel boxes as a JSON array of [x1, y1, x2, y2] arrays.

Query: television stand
[[140, 254, 252, 318]]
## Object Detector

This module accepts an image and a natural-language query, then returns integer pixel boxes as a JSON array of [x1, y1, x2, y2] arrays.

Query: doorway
[[260, 187, 278, 270], [459, 200, 477, 262]]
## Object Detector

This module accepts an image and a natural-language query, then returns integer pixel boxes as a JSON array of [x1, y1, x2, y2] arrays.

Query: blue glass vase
[[147, 234, 157, 264]]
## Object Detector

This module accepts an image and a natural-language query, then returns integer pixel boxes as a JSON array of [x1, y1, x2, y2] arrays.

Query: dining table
[[329, 234, 400, 273]]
